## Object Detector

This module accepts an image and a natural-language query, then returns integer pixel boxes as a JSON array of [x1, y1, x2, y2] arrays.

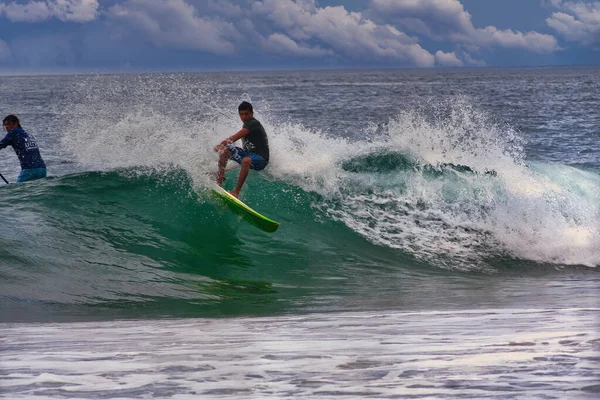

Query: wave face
[[0, 70, 599, 322], [1, 157, 598, 321]]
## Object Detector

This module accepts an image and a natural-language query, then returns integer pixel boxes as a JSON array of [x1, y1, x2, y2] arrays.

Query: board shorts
[[227, 145, 268, 171], [17, 168, 47, 183]]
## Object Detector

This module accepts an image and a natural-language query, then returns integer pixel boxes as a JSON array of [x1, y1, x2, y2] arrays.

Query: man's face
[[3, 121, 17, 132], [239, 109, 253, 124]]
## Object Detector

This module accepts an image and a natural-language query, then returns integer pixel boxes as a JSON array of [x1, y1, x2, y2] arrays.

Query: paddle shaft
[[0, 171, 7, 184]]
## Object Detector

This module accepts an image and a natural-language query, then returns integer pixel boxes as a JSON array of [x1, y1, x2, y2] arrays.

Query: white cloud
[[51, 0, 97, 22], [371, 0, 474, 38], [435, 50, 463, 67], [546, 1, 600, 47], [0, 0, 570, 68], [203, 0, 245, 19], [460, 50, 485, 67], [252, 0, 435, 66], [479, 26, 560, 54], [262, 33, 333, 57], [0, 1, 50, 22], [0, 0, 457, 67], [369, 0, 560, 53], [107, 0, 238, 54], [0, 0, 98, 23]]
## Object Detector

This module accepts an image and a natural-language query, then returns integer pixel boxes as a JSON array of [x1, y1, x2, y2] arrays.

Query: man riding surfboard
[[213, 101, 270, 198]]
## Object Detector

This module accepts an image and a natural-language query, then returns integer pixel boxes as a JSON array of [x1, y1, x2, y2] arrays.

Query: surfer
[[0, 115, 47, 183], [213, 101, 269, 198]]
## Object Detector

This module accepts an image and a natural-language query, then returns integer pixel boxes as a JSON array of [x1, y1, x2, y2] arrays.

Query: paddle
[[0, 171, 7, 184]]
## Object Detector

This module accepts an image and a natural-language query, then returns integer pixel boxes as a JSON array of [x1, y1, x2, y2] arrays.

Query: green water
[[0, 168, 420, 320], [1, 158, 598, 323]]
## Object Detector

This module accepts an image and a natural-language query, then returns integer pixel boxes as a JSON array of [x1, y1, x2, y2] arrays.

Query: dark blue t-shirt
[[0, 127, 46, 169], [242, 118, 269, 161]]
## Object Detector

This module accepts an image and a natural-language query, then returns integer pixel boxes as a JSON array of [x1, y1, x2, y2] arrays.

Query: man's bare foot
[[228, 189, 240, 198]]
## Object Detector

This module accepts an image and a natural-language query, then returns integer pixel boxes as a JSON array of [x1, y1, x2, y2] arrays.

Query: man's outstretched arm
[[214, 128, 250, 152]]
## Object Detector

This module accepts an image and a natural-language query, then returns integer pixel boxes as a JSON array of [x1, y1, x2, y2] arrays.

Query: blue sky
[[0, 0, 598, 72]]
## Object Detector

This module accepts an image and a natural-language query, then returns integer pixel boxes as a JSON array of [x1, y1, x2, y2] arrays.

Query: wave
[[52, 79, 599, 271], [2, 76, 596, 320], [0, 155, 597, 322]]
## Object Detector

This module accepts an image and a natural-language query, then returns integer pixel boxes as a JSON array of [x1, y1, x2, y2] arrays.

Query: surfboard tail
[[211, 185, 280, 233]]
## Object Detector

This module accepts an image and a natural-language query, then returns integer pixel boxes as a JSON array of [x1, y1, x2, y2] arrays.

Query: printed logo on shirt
[[24, 137, 38, 151]]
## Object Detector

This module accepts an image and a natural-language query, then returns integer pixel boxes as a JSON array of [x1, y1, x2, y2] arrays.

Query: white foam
[[60, 79, 599, 268], [2, 308, 599, 399], [318, 101, 600, 269]]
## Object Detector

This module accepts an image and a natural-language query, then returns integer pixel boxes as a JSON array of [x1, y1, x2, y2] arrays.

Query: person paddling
[[0, 115, 47, 183], [213, 102, 270, 198]]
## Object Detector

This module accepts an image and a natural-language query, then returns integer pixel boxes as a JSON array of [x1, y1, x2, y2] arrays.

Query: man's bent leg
[[230, 157, 251, 198], [217, 147, 231, 186]]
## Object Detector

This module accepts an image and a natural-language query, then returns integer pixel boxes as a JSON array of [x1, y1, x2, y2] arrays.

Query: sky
[[0, 0, 598, 72]]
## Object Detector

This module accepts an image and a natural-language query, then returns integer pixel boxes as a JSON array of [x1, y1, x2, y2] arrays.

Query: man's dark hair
[[3, 114, 20, 127], [238, 101, 253, 113]]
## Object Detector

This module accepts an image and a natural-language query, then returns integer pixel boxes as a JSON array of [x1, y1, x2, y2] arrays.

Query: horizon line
[[0, 63, 598, 77]]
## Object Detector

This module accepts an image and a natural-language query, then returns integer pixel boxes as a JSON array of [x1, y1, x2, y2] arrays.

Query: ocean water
[[0, 67, 599, 399]]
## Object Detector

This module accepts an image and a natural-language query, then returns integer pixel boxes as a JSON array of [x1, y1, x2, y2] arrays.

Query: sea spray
[[58, 75, 599, 269]]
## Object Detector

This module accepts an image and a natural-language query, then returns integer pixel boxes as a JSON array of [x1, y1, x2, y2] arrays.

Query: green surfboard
[[211, 184, 280, 233]]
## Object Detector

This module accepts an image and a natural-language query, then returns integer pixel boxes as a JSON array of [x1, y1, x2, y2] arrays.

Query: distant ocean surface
[[1, 67, 599, 399]]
